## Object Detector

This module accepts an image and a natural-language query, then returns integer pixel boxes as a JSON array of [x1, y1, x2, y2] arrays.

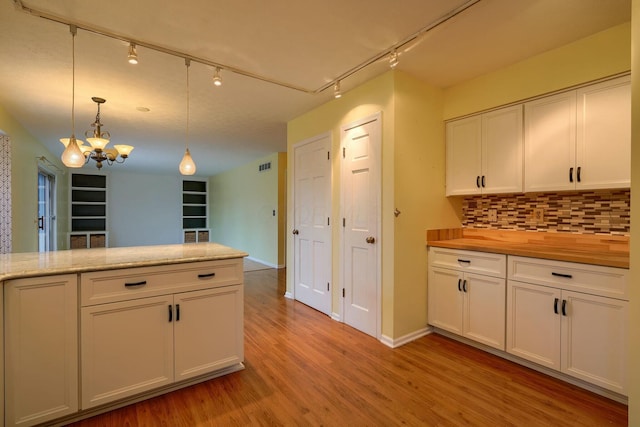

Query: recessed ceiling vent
[[258, 161, 272, 172]]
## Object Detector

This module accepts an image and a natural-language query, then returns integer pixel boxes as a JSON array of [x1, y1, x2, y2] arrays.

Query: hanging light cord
[[70, 25, 77, 137], [185, 58, 190, 150]]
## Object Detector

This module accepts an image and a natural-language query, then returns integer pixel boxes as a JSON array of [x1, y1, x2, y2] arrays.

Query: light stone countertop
[[0, 243, 248, 281]]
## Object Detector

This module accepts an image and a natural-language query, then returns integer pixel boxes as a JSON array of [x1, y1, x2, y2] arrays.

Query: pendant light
[[179, 59, 196, 175], [60, 25, 86, 168]]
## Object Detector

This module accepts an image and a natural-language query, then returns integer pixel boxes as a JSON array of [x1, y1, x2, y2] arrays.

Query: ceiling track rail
[[13, 0, 481, 96]]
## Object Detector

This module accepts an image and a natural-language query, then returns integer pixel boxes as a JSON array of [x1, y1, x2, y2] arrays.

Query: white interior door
[[341, 113, 381, 338], [293, 133, 332, 315]]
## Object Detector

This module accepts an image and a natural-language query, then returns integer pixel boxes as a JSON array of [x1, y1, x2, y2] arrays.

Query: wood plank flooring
[[69, 268, 627, 426]]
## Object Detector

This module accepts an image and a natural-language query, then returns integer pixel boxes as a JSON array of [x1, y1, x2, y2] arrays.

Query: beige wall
[[0, 104, 69, 253], [277, 152, 287, 266], [288, 72, 397, 335], [286, 21, 633, 346], [209, 152, 284, 267], [629, 1, 638, 424], [393, 72, 461, 337], [443, 20, 634, 413], [444, 22, 631, 119], [287, 71, 461, 340]]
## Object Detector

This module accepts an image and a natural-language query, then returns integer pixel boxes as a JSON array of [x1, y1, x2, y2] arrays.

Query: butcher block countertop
[[0, 242, 248, 281], [426, 228, 629, 269]]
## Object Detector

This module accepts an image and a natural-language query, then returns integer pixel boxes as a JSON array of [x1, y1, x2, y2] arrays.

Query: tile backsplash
[[462, 190, 630, 236]]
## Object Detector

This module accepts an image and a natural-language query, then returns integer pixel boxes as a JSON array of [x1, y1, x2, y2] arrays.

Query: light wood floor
[[70, 268, 627, 426]]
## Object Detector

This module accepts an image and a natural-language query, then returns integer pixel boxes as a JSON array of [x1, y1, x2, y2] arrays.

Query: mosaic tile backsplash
[[462, 190, 630, 236]]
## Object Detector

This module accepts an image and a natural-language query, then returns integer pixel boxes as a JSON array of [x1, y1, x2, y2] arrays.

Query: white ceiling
[[0, 0, 631, 176]]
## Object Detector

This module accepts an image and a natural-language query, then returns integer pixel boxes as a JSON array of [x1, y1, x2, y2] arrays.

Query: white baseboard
[[380, 326, 433, 348], [284, 291, 294, 299], [331, 312, 341, 322], [246, 256, 285, 269]]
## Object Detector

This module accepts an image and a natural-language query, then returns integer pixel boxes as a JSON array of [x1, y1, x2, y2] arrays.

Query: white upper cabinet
[[446, 105, 523, 196], [482, 106, 524, 194], [575, 76, 631, 189], [524, 91, 577, 192], [446, 115, 482, 196], [524, 75, 630, 192]]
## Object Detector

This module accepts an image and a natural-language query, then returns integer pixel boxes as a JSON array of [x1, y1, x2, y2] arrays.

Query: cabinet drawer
[[428, 247, 506, 278], [81, 259, 243, 306], [508, 256, 628, 300]]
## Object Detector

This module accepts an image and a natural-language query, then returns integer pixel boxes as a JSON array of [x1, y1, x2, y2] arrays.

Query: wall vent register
[[258, 162, 271, 172]]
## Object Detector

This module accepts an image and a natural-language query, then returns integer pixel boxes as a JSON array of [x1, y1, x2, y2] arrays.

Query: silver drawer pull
[[124, 280, 147, 287], [198, 272, 216, 279], [551, 272, 572, 279]]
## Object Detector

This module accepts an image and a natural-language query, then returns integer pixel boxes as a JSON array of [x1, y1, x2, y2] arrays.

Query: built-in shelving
[[70, 173, 108, 248], [182, 179, 209, 243]]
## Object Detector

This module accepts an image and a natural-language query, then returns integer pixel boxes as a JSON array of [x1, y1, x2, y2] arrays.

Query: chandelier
[[61, 96, 134, 169], [82, 97, 134, 169]]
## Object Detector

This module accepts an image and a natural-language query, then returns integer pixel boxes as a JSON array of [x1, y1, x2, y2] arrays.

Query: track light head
[[127, 42, 138, 65], [333, 81, 342, 99], [213, 67, 222, 86], [389, 50, 399, 69]]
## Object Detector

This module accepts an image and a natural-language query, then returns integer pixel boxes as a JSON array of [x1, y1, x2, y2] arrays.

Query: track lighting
[[127, 42, 138, 64], [389, 50, 399, 69], [212, 67, 222, 86], [333, 81, 342, 99]]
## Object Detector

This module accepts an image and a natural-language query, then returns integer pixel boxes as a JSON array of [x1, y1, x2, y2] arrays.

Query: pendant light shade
[[179, 148, 196, 175], [61, 135, 85, 167], [179, 59, 196, 175], [61, 25, 86, 168]]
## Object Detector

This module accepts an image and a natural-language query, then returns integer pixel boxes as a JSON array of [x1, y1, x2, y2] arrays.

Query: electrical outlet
[[488, 209, 497, 222], [533, 208, 544, 223]]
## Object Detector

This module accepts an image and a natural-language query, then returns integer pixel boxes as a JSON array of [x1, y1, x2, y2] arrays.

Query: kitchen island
[[0, 243, 248, 427]]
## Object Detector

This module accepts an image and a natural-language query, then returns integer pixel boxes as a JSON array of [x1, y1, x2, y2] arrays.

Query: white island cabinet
[[4, 274, 78, 427], [80, 260, 244, 409], [0, 243, 247, 427]]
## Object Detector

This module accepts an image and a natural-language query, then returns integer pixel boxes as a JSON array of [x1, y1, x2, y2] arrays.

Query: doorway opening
[[38, 168, 57, 252]]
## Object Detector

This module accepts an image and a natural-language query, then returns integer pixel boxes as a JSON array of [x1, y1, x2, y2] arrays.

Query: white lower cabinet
[[80, 259, 244, 410], [507, 256, 628, 395], [428, 248, 506, 350], [4, 274, 78, 427]]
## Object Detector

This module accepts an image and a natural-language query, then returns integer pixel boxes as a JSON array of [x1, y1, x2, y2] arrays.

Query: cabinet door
[[576, 76, 631, 190], [4, 274, 78, 427], [481, 105, 523, 194], [81, 295, 174, 409], [561, 291, 627, 394], [506, 281, 561, 370], [174, 285, 244, 381], [446, 116, 482, 196], [427, 267, 464, 334], [463, 273, 506, 350], [524, 91, 577, 192]]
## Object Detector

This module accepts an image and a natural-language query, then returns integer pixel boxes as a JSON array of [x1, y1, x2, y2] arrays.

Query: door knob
[[292, 229, 299, 235], [366, 236, 376, 244]]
